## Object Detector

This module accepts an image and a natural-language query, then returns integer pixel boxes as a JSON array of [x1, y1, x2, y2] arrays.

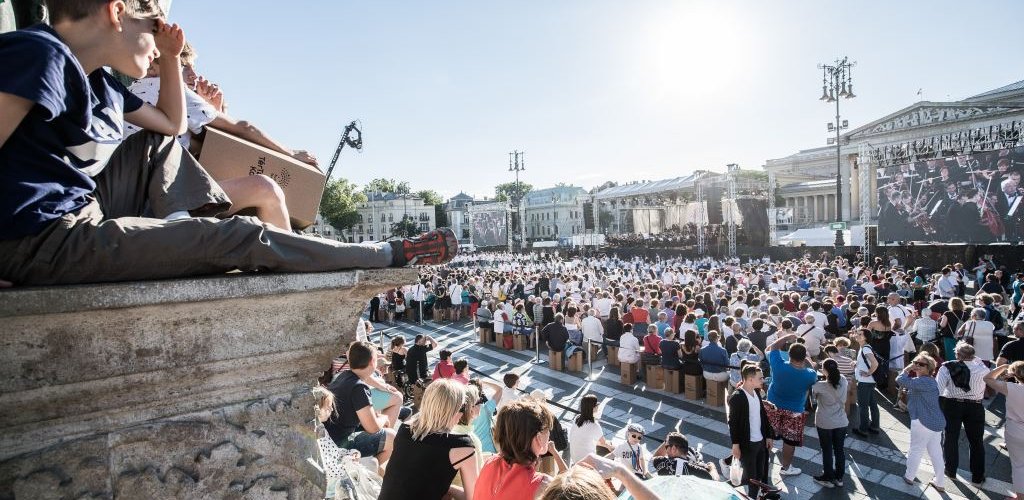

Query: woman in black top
[[866, 306, 894, 365], [660, 328, 683, 370], [604, 307, 624, 345], [379, 379, 477, 500], [681, 329, 703, 376]]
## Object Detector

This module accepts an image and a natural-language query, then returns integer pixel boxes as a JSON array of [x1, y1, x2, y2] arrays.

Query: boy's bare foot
[[391, 228, 458, 266]]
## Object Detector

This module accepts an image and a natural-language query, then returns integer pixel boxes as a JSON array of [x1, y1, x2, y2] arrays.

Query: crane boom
[[324, 121, 363, 182]]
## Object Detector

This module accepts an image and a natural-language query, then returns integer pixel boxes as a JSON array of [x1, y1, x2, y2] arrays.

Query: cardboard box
[[706, 379, 727, 407], [568, 351, 584, 372], [620, 361, 637, 385], [607, 346, 620, 367], [198, 127, 325, 230], [664, 368, 682, 394], [684, 374, 706, 400], [646, 364, 664, 390]]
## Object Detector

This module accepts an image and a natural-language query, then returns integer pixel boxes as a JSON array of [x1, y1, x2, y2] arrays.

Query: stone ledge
[[0, 269, 409, 316], [0, 268, 417, 498]]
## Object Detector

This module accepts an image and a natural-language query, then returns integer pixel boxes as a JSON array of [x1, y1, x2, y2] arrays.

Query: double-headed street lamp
[[509, 151, 526, 251], [818, 56, 856, 249]]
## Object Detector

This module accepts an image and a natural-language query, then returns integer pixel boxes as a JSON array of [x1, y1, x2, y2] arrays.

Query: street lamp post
[[509, 151, 526, 252], [818, 56, 856, 250]]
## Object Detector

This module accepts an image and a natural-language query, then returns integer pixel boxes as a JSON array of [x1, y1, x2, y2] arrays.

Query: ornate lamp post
[[818, 56, 856, 249]]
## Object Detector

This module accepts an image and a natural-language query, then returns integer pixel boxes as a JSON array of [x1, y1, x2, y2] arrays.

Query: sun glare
[[637, 2, 750, 107]]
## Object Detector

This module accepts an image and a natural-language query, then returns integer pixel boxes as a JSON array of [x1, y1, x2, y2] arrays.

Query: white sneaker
[[779, 466, 802, 476], [164, 210, 191, 221]]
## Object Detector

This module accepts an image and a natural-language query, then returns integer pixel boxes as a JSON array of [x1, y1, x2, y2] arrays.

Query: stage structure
[[696, 172, 707, 254], [468, 202, 511, 250], [875, 144, 1024, 243], [768, 171, 778, 246], [726, 164, 739, 257], [593, 170, 770, 251], [858, 143, 873, 261]]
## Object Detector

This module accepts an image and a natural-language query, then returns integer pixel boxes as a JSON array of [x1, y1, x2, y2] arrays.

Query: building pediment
[[846, 102, 1023, 139]]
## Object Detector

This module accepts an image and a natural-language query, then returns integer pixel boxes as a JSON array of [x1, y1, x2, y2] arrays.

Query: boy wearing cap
[[610, 423, 649, 478]]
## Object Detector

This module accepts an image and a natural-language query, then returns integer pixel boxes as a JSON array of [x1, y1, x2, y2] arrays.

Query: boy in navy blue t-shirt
[[0, 1, 457, 285]]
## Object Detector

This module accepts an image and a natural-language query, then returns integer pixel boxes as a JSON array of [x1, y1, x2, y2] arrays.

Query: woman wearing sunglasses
[[895, 354, 946, 492]]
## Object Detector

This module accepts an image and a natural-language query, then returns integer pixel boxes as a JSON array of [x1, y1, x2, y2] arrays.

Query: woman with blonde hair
[[539, 456, 658, 500], [985, 361, 1024, 499], [379, 379, 478, 500], [896, 354, 946, 492]]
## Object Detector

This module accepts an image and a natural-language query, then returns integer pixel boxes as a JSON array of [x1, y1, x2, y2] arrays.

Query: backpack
[[942, 360, 972, 392], [860, 347, 888, 390], [986, 305, 1004, 332]]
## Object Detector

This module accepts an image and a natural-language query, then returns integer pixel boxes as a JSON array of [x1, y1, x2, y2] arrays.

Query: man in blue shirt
[[699, 331, 730, 383], [765, 334, 818, 477], [0, 3, 456, 285]]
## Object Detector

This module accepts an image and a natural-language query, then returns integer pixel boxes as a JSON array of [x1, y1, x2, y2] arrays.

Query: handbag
[[314, 419, 383, 499], [961, 321, 976, 346]]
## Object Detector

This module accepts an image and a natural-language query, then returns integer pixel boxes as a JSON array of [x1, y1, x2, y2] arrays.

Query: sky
[[170, 1, 1024, 200]]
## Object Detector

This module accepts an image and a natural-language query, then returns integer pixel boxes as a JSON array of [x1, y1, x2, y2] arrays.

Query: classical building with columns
[[765, 79, 1024, 228]]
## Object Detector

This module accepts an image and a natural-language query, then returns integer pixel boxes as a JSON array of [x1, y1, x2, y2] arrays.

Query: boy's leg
[[0, 203, 394, 285], [94, 131, 230, 219]]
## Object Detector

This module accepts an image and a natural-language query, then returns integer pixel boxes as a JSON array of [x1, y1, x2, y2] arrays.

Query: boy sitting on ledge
[[0, 0, 456, 286]]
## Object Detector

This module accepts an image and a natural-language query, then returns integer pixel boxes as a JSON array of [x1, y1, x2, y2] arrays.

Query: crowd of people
[[318, 250, 1024, 499]]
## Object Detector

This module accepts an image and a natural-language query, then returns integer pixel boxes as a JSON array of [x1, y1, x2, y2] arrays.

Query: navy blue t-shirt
[[0, 24, 143, 240]]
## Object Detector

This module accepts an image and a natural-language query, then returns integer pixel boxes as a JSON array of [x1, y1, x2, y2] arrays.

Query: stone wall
[[0, 269, 416, 499]]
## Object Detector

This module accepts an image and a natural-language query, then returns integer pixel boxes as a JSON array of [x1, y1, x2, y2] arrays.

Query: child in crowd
[[496, 372, 522, 409], [610, 423, 649, 478]]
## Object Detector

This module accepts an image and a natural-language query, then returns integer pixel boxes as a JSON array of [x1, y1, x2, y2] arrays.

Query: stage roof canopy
[[593, 173, 700, 200]]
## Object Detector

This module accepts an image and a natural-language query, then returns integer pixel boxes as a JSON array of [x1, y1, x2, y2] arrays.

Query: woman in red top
[[474, 399, 566, 500]]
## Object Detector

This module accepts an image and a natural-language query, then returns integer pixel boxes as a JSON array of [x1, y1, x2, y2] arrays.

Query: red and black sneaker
[[390, 228, 459, 266]]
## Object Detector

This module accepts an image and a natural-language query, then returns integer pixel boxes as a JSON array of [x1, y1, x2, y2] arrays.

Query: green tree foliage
[[391, 216, 419, 238], [364, 178, 410, 195], [319, 178, 366, 230], [495, 182, 533, 203], [416, 189, 443, 206]]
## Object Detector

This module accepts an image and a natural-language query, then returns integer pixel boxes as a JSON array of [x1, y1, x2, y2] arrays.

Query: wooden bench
[[664, 367, 682, 394], [607, 346, 620, 367], [706, 379, 728, 407], [684, 374, 706, 400], [478, 327, 490, 344], [568, 351, 584, 372], [646, 364, 664, 390], [588, 342, 601, 361], [620, 361, 637, 385]]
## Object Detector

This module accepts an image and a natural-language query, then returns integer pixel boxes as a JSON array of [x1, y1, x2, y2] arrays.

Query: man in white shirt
[[935, 343, 991, 485], [795, 316, 827, 358], [581, 309, 605, 345], [594, 291, 614, 320], [885, 293, 911, 329]]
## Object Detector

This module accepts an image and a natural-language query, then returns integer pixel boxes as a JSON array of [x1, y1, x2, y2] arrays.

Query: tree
[[495, 182, 533, 203], [391, 216, 419, 238], [416, 189, 443, 206], [319, 178, 366, 231], [364, 178, 410, 195]]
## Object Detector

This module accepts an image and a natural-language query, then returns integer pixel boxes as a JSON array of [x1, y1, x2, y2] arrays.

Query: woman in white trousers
[[895, 354, 946, 492]]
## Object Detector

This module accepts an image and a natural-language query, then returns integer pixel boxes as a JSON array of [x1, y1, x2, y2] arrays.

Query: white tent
[[778, 225, 865, 246]]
